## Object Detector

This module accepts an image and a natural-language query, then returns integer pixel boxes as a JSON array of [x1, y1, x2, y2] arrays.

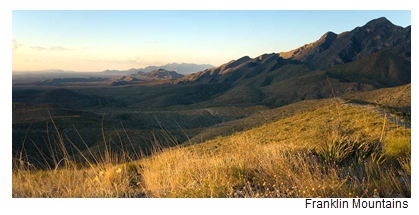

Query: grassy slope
[[12, 102, 269, 167], [185, 98, 335, 145], [341, 83, 411, 109], [13, 103, 410, 198]]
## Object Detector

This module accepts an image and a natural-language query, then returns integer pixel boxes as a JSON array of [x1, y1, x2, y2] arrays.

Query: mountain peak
[[320, 31, 337, 40], [279, 31, 337, 61], [257, 53, 277, 61], [365, 17, 393, 26]]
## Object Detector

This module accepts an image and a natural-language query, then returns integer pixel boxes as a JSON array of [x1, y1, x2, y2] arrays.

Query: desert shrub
[[383, 129, 411, 162], [317, 137, 384, 165]]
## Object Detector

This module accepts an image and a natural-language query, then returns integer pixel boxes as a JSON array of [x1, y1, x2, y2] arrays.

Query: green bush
[[384, 137, 410, 161]]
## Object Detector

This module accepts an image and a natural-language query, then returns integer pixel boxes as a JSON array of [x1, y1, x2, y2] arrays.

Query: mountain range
[[102, 63, 214, 75], [167, 17, 410, 108], [12, 17, 411, 110], [109, 68, 184, 86], [279, 17, 410, 68]]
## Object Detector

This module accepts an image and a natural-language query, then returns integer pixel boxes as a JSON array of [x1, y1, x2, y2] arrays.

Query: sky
[[12, 10, 411, 72]]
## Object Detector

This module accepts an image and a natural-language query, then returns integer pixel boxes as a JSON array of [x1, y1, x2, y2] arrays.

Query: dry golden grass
[[12, 104, 410, 198]]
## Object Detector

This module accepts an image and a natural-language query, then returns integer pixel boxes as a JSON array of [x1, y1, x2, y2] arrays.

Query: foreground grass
[[12, 104, 410, 198]]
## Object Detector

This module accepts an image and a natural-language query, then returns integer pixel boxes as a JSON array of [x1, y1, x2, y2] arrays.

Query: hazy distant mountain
[[139, 69, 185, 80], [109, 69, 184, 86], [103, 63, 214, 76], [141, 63, 214, 74], [102, 68, 145, 75]]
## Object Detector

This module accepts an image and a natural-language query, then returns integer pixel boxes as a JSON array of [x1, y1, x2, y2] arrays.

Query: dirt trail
[[339, 98, 410, 129]]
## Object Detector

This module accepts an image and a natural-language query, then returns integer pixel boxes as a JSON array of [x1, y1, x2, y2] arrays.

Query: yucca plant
[[318, 138, 358, 165], [355, 141, 385, 164], [370, 152, 386, 164]]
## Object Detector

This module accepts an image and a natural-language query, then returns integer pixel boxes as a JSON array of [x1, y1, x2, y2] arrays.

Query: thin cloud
[[30, 46, 47, 51], [89, 56, 142, 65], [12, 39, 23, 51], [30, 45, 71, 51], [50, 46, 70, 51]]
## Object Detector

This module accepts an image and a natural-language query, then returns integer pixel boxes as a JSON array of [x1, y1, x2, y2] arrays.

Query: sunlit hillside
[[12, 101, 410, 198]]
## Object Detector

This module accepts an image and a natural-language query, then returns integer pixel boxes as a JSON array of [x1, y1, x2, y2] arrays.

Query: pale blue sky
[[12, 10, 411, 71]]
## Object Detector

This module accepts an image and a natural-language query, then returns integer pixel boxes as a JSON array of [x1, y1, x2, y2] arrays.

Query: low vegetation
[[341, 84, 411, 109], [12, 103, 410, 198]]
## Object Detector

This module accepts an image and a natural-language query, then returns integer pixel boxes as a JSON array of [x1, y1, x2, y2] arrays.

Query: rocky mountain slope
[[279, 17, 411, 68], [168, 17, 410, 108]]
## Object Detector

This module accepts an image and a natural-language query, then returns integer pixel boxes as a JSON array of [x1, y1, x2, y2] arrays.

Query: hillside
[[341, 83, 411, 109], [13, 102, 411, 198], [184, 98, 336, 145]]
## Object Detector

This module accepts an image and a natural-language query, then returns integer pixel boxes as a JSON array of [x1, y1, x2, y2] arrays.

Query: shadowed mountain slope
[[280, 17, 411, 68], [174, 54, 305, 85], [325, 49, 411, 88]]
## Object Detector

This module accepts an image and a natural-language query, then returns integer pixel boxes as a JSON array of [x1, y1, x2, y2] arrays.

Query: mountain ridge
[[173, 17, 410, 88], [109, 68, 185, 86], [280, 16, 411, 69], [102, 63, 215, 75], [166, 17, 410, 109]]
